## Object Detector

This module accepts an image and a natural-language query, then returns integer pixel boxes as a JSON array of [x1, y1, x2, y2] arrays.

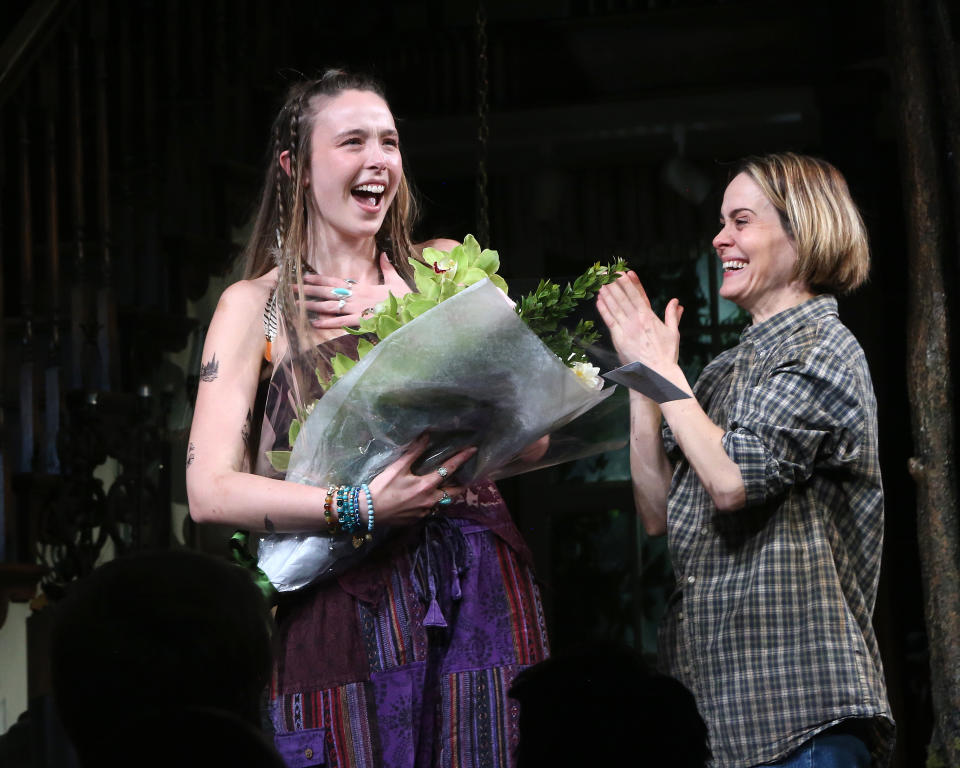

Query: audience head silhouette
[[509, 643, 710, 768], [51, 549, 280, 767]]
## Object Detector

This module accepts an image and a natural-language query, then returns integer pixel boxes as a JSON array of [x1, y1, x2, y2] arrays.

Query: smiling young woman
[[186, 70, 549, 768]]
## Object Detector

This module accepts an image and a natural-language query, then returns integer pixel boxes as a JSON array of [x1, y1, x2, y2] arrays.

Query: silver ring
[[332, 287, 352, 298], [337, 298, 347, 313], [436, 466, 448, 479], [344, 278, 358, 285], [437, 490, 452, 507]]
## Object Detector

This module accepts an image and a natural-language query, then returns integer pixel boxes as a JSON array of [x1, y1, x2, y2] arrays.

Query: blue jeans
[[760, 732, 871, 768]]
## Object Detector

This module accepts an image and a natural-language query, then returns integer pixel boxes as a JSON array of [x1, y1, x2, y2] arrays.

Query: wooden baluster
[[118, 1, 132, 322], [92, 0, 116, 392], [40, 56, 61, 474], [68, 26, 89, 390], [214, 0, 226, 143], [18, 105, 36, 474], [142, 0, 160, 311], [0, 118, 6, 559]]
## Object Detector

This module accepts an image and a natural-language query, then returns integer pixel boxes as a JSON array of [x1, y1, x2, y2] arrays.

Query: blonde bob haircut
[[736, 153, 869, 294]]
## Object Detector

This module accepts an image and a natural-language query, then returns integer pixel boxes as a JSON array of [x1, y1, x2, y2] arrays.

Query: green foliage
[[296, 242, 628, 462], [325, 234, 506, 390], [266, 450, 290, 472], [517, 259, 628, 365], [288, 418, 301, 446]]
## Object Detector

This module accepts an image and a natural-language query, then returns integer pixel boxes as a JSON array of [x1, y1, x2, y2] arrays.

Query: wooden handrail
[[0, 0, 77, 107]]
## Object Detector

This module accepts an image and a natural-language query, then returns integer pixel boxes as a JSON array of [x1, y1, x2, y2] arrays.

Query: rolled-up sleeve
[[720, 348, 865, 508]]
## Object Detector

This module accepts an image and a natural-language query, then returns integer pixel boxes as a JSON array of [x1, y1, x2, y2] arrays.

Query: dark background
[[1, 1, 949, 766]]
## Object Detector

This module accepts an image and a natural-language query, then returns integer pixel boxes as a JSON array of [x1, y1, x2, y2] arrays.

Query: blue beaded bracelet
[[361, 483, 374, 533], [344, 487, 358, 533]]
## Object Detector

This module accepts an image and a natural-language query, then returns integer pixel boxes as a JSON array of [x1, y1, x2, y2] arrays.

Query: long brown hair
[[242, 70, 419, 315]]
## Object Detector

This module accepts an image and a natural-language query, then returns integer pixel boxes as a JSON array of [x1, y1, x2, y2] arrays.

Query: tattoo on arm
[[186, 442, 196, 467], [241, 408, 252, 444], [200, 354, 220, 382], [264, 515, 276, 533]]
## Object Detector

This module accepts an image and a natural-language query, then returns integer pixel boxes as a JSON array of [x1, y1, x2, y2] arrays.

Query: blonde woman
[[599, 154, 893, 767]]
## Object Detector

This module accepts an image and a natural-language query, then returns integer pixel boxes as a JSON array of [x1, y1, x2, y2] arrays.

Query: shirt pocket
[[274, 728, 327, 767]]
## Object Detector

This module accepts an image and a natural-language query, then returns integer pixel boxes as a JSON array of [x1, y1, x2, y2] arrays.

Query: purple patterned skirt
[[269, 485, 549, 768]]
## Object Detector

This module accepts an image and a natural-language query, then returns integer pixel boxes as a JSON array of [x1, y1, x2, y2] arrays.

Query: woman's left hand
[[297, 252, 412, 329], [597, 271, 684, 375], [515, 435, 550, 464]]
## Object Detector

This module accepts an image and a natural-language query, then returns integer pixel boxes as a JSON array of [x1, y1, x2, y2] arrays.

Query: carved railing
[[0, 0, 204, 613]]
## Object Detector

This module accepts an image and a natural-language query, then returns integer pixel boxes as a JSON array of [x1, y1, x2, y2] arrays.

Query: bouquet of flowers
[[256, 237, 627, 591]]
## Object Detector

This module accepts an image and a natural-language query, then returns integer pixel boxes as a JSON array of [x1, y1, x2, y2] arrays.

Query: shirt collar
[[740, 294, 838, 350]]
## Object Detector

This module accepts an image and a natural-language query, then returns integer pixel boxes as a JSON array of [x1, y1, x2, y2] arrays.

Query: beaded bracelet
[[324, 487, 339, 533], [336, 486, 350, 532], [326, 483, 375, 547], [351, 485, 366, 547], [338, 486, 352, 533], [362, 483, 374, 534], [349, 486, 361, 532]]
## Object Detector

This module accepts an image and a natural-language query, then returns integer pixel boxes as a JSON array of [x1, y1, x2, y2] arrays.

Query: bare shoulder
[[414, 238, 461, 254], [216, 268, 278, 313], [207, 268, 279, 347]]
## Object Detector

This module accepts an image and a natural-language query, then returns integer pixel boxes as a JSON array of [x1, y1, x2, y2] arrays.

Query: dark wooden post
[[40, 55, 61, 475], [930, 0, 960, 273], [0, 118, 6, 560], [18, 106, 36, 476], [68, 26, 88, 391], [886, 0, 960, 765], [92, 0, 117, 392]]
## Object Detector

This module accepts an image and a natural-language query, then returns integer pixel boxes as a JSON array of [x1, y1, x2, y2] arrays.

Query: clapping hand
[[597, 271, 684, 375]]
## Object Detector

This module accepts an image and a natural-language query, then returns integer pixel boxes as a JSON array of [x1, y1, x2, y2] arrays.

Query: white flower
[[571, 361, 603, 390]]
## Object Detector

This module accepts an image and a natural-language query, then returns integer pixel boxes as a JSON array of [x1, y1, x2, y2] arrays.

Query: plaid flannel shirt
[[660, 295, 894, 767]]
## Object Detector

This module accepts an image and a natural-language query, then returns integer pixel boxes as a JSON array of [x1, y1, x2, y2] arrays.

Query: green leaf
[[462, 267, 489, 286], [419, 247, 447, 265], [449, 243, 468, 277], [461, 234, 481, 261], [386, 291, 399, 316], [331, 352, 357, 378], [411, 257, 437, 276], [413, 272, 440, 296], [405, 295, 437, 318], [266, 450, 291, 472], [377, 314, 402, 339], [356, 337, 375, 358], [489, 274, 509, 294], [476, 248, 499, 274], [438, 278, 459, 301], [288, 418, 301, 446]]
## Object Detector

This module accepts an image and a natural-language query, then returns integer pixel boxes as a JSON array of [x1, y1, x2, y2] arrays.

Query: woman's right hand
[[367, 435, 476, 526]]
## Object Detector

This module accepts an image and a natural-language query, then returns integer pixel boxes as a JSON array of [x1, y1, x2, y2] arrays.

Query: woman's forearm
[[628, 392, 672, 535], [659, 383, 746, 512], [187, 467, 332, 532]]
